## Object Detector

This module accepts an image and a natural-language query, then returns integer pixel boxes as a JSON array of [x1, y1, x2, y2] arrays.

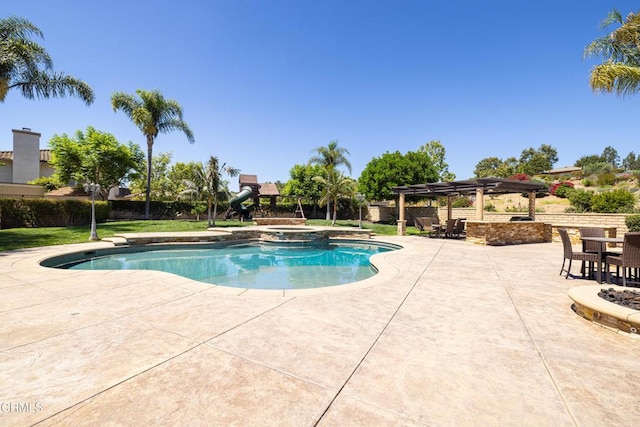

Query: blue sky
[[2, 1, 638, 185]]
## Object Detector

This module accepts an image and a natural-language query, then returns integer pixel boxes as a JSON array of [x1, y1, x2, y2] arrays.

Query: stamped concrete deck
[[1, 236, 639, 426]]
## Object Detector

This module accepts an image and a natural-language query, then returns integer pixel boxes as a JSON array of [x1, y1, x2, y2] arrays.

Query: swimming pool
[[44, 240, 400, 290]]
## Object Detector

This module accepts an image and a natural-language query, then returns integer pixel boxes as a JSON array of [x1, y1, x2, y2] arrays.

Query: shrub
[[626, 215, 640, 231], [567, 188, 594, 212], [591, 189, 637, 213], [549, 181, 574, 198], [0, 199, 110, 228], [582, 178, 595, 187], [452, 197, 472, 208], [597, 172, 616, 187], [508, 173, 530, 181], [484, 203, 496, 212]]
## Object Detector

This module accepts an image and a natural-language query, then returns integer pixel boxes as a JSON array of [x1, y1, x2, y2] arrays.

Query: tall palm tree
[[314, 169, 356, 226], [309, 140, 352, 220], [0, 16, 94, 104], [584, 9, 640, 96], [112, 89, 194, 219]]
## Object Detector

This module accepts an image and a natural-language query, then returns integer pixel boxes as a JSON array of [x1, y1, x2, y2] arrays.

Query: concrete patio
[[1, 236, 639, 426]]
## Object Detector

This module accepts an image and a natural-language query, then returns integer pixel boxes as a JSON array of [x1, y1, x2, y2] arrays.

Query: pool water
[[61, 241, 396, 290]]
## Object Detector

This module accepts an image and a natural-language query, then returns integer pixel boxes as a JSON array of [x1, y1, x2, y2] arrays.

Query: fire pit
[[568, 285, 640, 336], [599, 288, 640, 310]]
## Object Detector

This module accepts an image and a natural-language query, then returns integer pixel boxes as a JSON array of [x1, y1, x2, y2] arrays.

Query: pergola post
[[476, 188, 484, 221], [447, 196, 453, 221], [528, 192, 536, 220], [397, 193, 406, 236]]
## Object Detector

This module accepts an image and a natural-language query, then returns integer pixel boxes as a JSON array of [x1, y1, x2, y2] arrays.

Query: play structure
[[225, 185, 254, 221], [224, 174, 280, 221]]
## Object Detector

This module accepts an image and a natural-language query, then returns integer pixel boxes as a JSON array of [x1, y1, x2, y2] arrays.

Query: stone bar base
[[465, 220, 552, 246], [253, 218, 307, 226]]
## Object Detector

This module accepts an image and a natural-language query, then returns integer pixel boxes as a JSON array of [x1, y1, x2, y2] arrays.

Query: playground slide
[[229, 186, 253, 217]]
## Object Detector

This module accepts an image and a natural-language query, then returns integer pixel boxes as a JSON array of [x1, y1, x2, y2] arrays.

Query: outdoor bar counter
[[464, 220, 553, 246]]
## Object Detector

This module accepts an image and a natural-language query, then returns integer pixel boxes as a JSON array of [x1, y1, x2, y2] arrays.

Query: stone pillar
[[476, 188, 484, 220], [12, 128, 41, 184], [528, 192, 536, 220], [397, 193, 406, 236]]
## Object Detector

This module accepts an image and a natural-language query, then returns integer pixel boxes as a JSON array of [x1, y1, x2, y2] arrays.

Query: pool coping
[[36, 227, 406, 297]]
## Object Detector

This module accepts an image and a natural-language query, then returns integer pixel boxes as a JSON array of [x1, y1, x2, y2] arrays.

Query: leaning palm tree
[[0, 16, 94, 104], [314, 169, 356, 226], [309, 140, 352, 220], [204, 156, 240, 227], [179, 157, 239, 226], [112, 89, 194, 219], [584, 9, 640, 96]]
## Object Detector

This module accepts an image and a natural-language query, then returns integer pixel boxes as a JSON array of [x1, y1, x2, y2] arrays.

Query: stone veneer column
[[475, 188, 484, 220]]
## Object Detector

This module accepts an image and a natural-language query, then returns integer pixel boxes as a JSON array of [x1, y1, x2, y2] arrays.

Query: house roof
[[0, 149, 51, 162], [258, 182, 280, 196], [544, 166, 582, 175], [392, 178, 548, 197], [239, 174, 258, 185]]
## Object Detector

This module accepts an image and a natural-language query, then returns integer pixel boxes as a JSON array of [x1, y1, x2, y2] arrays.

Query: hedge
[[0, 199, 111, 229]]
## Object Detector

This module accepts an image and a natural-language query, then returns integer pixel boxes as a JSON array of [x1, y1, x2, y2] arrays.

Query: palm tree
[[309, 140, 352, 220], [203, 156, 240, 226], [179, 157, 239, 226], [584, 9, 640, 96], [314, 169, 356, 226], [112, 89, 194, 219], [0, 16, 94, 104]]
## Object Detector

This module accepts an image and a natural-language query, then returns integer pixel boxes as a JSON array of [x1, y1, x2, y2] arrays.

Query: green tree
[[112, 89, 194, 219], [622, 151, 640, 170], [418, 140, 455, 181], [358, 150, 438, 201], [474, 157, 503, 178], [584, 9, 640, 96], [130, 151, 174, 201], [0, 16, 94, 104], [48, 126, 143, 199], [314, 169, 356, 225], [518, 145, 558, 176], [169, 161, 201, 196], [601, 145, 620, 167], [309, 140, 352, 220], [496, 157, 519, 178], [282, 164, 325, 215], [575, 154, 604, 168]]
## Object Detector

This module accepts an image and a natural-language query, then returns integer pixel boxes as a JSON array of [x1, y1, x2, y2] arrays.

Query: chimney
[[12, 128, 41, 184]]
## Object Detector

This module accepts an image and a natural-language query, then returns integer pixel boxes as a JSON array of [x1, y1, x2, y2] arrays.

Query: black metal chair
[[559, 228, 598, 279], [605, 232, 640, 286]]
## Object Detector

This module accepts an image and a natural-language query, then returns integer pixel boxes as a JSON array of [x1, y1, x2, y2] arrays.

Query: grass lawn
[[0, 219, 412, 252]]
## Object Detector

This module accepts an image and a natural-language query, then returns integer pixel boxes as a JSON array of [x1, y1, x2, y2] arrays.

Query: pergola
[[392, 178, 548, 226]]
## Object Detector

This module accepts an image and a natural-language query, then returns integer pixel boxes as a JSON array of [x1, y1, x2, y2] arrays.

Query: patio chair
[[430, 216, 442, 238], [559, 228, 598, 279], [605, 232, 640, 286], [444, 218, 457, 238], [452, 218, 466, 238], [414, 216, 432, 234]]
